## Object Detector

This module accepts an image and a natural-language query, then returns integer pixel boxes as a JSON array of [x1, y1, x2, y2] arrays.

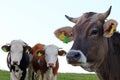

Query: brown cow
[[31, 43, 66, 80], [54, 6, 120, 80]]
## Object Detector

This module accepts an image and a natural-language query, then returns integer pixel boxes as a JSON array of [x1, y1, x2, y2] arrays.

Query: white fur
[[10, 72, 18, 80], [44, 44, 59, 67], [10, 66, 23, 80], [43, 68, 57, 80]]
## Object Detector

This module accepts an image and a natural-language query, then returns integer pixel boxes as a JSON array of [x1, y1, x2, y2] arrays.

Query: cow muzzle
[[48, 63, 54, 68], [13, 61, 18, 65], [66, 50, 87, 66]]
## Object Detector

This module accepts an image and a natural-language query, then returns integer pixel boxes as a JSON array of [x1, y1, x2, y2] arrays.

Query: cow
[[1, 40, 32, 80], [31, 43, 66, 80], [54, 6, 120, 80]]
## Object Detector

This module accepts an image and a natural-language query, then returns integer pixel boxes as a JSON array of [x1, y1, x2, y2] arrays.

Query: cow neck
[[97, 33, 120, 80], [19, 52, 29, 70]]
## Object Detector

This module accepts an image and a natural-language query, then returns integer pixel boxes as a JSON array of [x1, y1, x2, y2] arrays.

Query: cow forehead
[[11, 40, 25, 46], [74, 12, 103, 31], [11, 45, 23, 52], [45, 45, 59, 55], [78, 12, 103, 24], [10, 40, 25, 51]]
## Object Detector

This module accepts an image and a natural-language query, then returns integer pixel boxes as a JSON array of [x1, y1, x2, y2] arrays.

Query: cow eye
[[90, 28, 98, 35]]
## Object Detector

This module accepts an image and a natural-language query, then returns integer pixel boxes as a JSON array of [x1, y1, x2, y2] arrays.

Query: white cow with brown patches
[[31, 43, 66, 80]]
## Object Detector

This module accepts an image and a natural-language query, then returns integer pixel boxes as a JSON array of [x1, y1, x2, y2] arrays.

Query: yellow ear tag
[[38, 52, 43, 56], [26, 49, 29, 53], [109, 25, 116, 35], [2, 47, 7, 52], [58, 32, 70, 43], [58, 32, 65, 41]]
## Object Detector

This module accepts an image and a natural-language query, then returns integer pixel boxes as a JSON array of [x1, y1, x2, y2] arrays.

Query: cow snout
[[66, 50, 87, 64], [48, 63, 54, 68], [66, 50, 81, 63], [13, 61, 18, 65]]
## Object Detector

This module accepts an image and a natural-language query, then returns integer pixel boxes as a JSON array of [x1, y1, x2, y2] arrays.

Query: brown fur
[[96, 32, 120, 80]]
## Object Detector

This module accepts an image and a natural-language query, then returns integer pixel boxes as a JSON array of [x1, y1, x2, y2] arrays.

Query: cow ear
[[103, 19, 118, 37], [1, 45, 10, 52], [24, 46, 32, 54], [54, 26, 73, 43], [58, 50, 66, 56]]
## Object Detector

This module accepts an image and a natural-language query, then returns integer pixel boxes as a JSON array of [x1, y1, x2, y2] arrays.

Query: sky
[[0, 0, 120, 73]]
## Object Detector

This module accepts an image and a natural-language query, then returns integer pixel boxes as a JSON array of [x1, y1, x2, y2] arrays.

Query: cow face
[[44, 45, 66, 68], [1, 40, 31, 65], [54, 6, 118, 71]]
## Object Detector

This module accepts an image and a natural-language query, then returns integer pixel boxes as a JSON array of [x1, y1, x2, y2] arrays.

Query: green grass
[[0, 70, 10, 80], [58, 73, 98, 80], [0, 70, 98, 80]]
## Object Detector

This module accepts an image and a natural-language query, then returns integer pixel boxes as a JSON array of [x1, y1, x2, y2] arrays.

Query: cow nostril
[[67, 51, 81, 63], [74, 52, 81, 58], [48, 63, 54, 67], [13, 61, 18, 65]]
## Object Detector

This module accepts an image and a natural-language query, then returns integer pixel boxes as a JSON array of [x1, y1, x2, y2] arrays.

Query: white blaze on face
[[45, 45, 59, 67], [10, 40, 25, 65]]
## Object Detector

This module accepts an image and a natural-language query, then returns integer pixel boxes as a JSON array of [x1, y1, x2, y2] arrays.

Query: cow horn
[[100, 6, 112, 20], [65, 15, 78, 23]]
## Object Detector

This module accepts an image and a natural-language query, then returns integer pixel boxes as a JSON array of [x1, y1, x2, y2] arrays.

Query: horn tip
[[109, 6, 112, 10], [65, 15, 70, 19], [107, 6, 112, 15], [110, 6, 112, 8]]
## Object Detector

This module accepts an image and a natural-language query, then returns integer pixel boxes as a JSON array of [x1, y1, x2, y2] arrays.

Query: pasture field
[[0, 70, 97, 80]]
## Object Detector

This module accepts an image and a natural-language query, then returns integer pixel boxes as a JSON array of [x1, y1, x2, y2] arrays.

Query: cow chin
[[71, 62, 81, 66], [80, 63, 94, 72]]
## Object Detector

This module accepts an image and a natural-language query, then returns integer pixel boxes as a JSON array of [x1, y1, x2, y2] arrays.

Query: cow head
[[54, 6, 118, 71], [32, 44, 66, 69], [1, 40, 31, 65], [44, 44, 66, 68]]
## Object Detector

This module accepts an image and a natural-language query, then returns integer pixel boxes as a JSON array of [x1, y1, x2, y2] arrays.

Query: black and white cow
[[1, 40, 32, 80]]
